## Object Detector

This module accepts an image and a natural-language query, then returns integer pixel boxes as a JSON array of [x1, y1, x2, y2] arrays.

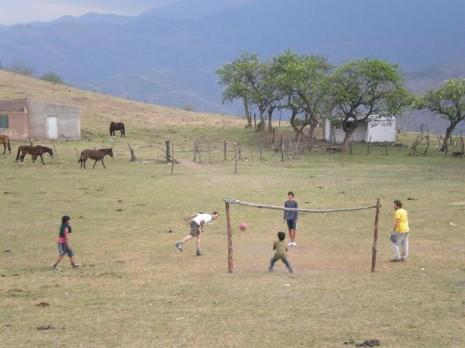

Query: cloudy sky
[[0, 0, 174, 25]]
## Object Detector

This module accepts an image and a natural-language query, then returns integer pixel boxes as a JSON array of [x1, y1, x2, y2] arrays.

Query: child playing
[[284, 191, 298, 246], [268, 231, 294, 273], [52, 215, 79, 270]]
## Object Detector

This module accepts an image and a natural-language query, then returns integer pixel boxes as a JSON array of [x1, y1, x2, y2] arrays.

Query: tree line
[[217, 52, 465, 152]]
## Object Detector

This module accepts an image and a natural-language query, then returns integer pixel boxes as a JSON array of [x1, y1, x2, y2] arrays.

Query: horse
[[16, 145, 53, 165], [110, 122, 125, 137], [79, 148, 114, 169], [0, 134, 11, 154]]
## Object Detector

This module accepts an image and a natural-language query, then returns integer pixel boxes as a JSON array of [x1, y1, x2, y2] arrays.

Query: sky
[[0, 0, 174, 25]]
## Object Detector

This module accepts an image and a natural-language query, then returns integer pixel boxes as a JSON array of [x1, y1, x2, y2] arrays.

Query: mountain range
[[0, 0, 465, 132]]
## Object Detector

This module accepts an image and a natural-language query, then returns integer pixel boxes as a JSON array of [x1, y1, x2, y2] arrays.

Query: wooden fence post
[[224, 140, 227, 161], [225, 201, 234, 273], [165, 140, 171, 162], [281, 135, 285, 162], [53, 144, 58, 160], [371, 199, 381, 273], [234, 143, 238, 175], [127, 143, 136, 162], [171, 143, 175, 175]]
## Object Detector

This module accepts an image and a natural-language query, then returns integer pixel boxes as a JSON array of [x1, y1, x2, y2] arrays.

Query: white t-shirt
[[192, 214, 213, 226]]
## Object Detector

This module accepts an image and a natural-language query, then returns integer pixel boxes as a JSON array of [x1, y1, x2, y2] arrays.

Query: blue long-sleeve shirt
[[284, 200, 298, 220]]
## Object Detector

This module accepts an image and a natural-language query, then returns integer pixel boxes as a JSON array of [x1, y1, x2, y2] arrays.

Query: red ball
[[239, 222, 247, 231]]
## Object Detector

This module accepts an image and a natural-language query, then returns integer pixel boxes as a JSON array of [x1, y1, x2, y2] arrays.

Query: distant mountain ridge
[[0, 0, 464, 132]]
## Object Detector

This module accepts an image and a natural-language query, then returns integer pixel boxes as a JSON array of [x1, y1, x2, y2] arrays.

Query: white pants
[[391, 232, 409, 260]]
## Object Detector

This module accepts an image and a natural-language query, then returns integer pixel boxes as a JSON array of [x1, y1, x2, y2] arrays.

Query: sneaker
[[71, 264, 80, 268], [196, 250, 202, 256], [51, 266, 60, 271], [390, 258, 401, 263], [288, 241, 293, 246], [292, 242, 297, 246], [175, 242, 183, 252]]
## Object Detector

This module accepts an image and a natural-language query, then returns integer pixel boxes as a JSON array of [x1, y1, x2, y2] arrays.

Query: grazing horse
[[0, 134, 11, 154], [16, 145, 53, 165], [79, 148, 114, 169], [110, 122, 125, 137]]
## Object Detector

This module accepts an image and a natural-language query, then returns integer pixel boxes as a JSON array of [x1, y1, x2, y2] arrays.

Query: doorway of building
[[47, 116, 58, 139]]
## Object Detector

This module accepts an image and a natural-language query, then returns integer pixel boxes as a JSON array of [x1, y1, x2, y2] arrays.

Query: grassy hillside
[[1, 73, 465, 347], [0, 70, 243, 132]]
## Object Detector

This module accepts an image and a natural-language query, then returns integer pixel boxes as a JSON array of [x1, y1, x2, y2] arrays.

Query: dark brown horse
[[110, 122, 125, 137], [0, 134, 11, 154], [16, 145, 53, 165], [79, 148, 114, 169]]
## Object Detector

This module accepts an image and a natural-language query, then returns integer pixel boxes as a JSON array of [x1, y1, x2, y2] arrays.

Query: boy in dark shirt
[[284, 191, 298, 246], [52, 216, 79, 270], [268, 232, 294, 273]]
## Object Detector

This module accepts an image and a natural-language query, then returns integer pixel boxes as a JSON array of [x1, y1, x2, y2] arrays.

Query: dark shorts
[[57, 243, 74, 257], [287, 219, 297, 230], [190, 221, 200, 236]]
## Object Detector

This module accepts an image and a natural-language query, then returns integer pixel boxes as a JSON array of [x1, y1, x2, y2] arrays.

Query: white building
[[324, 116, 397, 144]]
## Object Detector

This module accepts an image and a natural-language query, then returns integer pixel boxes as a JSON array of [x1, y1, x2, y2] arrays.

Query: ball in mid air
[[239, 222, 247, 231]]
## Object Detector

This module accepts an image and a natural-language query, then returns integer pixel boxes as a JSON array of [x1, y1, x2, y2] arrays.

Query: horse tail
[[109, 123, 113, 136], [16, 146, 22, 161], [78, 152, 83, 163], [7, 138, 11, 153]]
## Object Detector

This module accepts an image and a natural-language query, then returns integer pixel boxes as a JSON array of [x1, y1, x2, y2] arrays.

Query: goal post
[[223, 198, 381, 274]]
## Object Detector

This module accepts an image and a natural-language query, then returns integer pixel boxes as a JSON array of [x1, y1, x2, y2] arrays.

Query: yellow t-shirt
[[394, 208, 409, 233]]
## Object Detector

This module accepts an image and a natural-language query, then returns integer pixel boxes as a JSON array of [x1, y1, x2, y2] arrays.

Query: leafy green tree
[[217, 53, 261, 128], [41, 71, 65, 84], [328, 59, 405, 151], [415, 79, 465, 151], [271, 51, 331, 143]]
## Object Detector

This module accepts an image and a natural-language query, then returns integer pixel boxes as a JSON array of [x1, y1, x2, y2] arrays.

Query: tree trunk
[[441, 121, 459, 151], [341, 129, 355, 152], [243, 98, 252, 128], [307, 118, 319, 150], [267, 109, 274, 132]]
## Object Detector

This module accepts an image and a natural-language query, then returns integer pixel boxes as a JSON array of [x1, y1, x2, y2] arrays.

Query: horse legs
[[2, 143, 5, 154], [40, 154, 45, 165], [83, 159, 87, 169], [32, 155, 37, 163], [93, 159, 98, 169], [101, 158, 106, 169]]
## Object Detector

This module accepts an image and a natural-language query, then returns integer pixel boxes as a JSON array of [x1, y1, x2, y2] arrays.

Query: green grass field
[[1, 127, 465, 348]]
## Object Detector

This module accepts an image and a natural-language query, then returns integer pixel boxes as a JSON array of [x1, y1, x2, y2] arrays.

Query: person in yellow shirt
[[390, 200, 410, 262]]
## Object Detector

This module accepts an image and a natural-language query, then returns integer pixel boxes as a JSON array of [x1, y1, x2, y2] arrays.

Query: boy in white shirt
[[176, 211, 219, 256]]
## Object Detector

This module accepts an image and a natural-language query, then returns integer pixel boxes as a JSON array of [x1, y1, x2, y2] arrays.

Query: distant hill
[[0, 0, 464, 131]]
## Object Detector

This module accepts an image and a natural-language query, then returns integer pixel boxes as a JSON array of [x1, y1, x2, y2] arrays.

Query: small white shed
[[324, 116, 397, 144]]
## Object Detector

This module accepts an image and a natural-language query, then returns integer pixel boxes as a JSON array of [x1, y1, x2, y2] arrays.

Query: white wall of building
[[324, 117, 396, 144]]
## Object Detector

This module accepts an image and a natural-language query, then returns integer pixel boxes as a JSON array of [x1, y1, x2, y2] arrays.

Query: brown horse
[[110, 122, 125, 137], [16, 145, 54, 165], [0, 134, 11, 154], [79, 148, 114, 169]]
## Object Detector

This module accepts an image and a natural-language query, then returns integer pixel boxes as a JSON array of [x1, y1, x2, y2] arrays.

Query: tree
[[272, 51, 331, 144], [415, 79, 465, 151], [42, 71, 65, 84], [8, 62, 34, 76], [328, 59, 405, 151], [217, 53, 261, 128]]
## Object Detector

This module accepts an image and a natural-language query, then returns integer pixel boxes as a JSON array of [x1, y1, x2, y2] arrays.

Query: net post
[[225, 200, 234, 273], [371, 198, 381, 273]]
